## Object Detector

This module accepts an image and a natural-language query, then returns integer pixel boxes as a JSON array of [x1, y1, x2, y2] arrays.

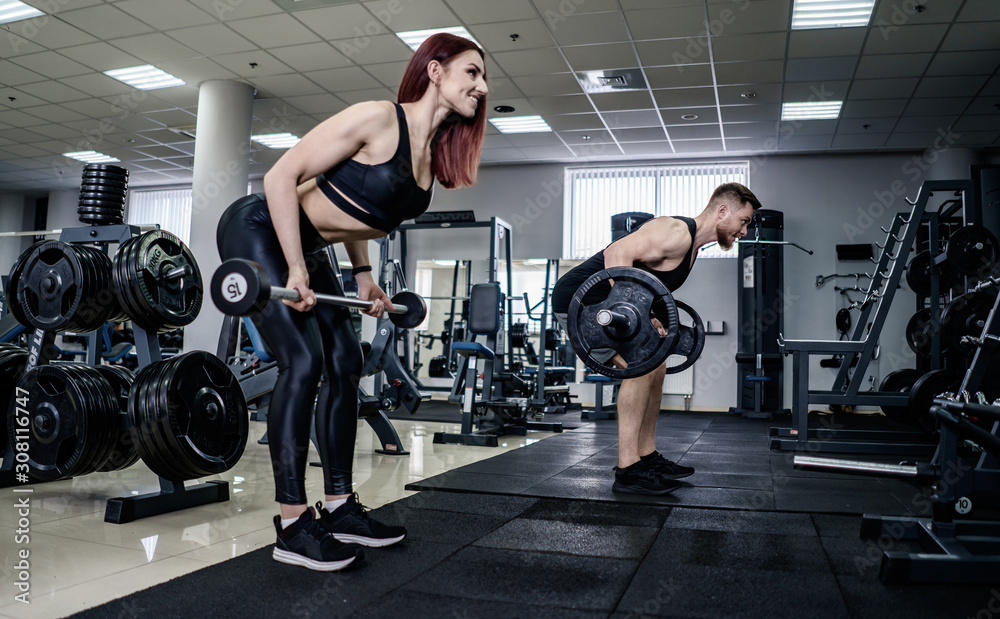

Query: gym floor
[[6, 403, 994, 618]]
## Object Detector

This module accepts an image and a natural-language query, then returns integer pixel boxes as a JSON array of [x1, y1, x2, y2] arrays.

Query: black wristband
[[351, 265, 373, 276]]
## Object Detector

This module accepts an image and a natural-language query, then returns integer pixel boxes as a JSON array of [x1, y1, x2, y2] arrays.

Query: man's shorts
[[553, 311, 617, 365]]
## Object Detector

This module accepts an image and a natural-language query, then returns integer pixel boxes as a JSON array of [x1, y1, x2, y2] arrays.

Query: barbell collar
[[271, 285, 410, 316], [160, 265, 193, 281], [596, 308, 629, 329]]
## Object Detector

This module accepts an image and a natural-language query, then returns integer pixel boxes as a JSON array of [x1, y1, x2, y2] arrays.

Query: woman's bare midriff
[[297, 178, 387, 244]]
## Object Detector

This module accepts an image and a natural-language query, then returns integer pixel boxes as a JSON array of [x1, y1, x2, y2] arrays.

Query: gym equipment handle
[[269, 285, 410, 316]]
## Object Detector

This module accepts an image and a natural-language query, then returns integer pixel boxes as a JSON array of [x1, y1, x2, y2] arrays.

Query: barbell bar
[[211, 259, 427, 330]]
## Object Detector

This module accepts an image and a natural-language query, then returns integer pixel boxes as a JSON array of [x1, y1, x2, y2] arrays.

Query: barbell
[[210, 259, 428, 330]]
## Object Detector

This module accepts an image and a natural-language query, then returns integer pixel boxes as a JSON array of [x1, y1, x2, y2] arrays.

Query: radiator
[[661, 355, 695, 396]]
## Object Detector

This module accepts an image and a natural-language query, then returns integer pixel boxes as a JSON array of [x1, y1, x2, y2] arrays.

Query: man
[[552, 182, 762, 495]]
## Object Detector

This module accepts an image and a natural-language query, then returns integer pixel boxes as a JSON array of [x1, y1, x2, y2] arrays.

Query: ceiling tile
[[362, 0, 458, 31], [0, 31, 45, 59], [111, 33, 202, 64], [706, 0, 790, 35], [505, 133, 564, 147], [167, 24, 259, 57], [364, 61, 410, 89], [22, 104, 90, 124], [783, 81, 850, 102], [725, 136, 775, 151], [613, 127, 667, 142], [717, 84, 781, 106], [714, 60, 783, 85], [529, 94, 594, 115], [58, 42, 144, 73], [885, 132, 947, 148], [841, 99, 909, 118], [625, 6, 706, 40], [667, 124, 721, 140], [306, 66, 383, 92], [925, 51, 1000, 76], [448, 0, 539, 23], [270, 43, 354, 73], [849, 78, 920, 100], [957, 0, 1000, 21], [722, 123, 777, 138], [590, 91, 656, 112], [155, 58, 238, 87], [532, 0, 622, 14], [720, 104, 780, 123], [493, 48, 568, 77], [895, 116, 957, 132], [229, 14, 322, 48], [249, 74, 327, 98], [904, 98, 971, 116], [331, 34, 414, 64], [59, 5, 156, 41], [645, 65, 714, 89], [212, 51, 294, 78], [481, 148, 527, 161], [280, 94, 349, 115], [549, 12, 630, 46], [187, 0, 284, 21], [601, 109, 662, 129], [0, 61, 45, 86], [5, 17, 98, 50], [777, 135, 831, 150], [337, 87, 397, 105], [2, 91, 47, 108], [16, 80, 89, 104], [511, 73, 582, 97], [653, 87, 717, 108], [662, 107, 718, 124], [787, 29, 866, 58], [871, 0, 963, 24], [558, 129, 614, 144], [863, 25, 949, 54], [855, 53, 933, 79], [673, 139, 723, 153], [468, 20, 557, 52], [777, 120, 838, 136], [619, 141, 672, 156], [10, 52, 93, 79], [954, 115, 1000, 132], [711, 33, 787, 63], [545, 114, 605, 131], [486, 98, 538, 117], [939, 22, 1000, 51], [914, 76, 989, 98], [293, 3, 387, 40], [635, 40, 704, 67], [483, 134, 514, 149], [785, 57, 857, 82], [143, 86, 201, 110], [562, 43, 638, 72], [117, 0, 217, 29], [965, 99, 1000, 115]]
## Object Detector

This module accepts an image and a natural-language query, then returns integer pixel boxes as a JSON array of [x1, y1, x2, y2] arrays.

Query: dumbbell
[[211, 259, 427, 329]]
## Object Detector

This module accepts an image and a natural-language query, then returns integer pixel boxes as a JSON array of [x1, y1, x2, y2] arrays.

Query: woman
[[216, 33, 488, 571]]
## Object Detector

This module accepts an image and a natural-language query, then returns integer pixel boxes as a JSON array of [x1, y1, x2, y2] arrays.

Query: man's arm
[[603, 217, 691, 268]]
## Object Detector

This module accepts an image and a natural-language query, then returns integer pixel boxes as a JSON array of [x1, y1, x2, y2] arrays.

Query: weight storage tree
[[730, 209, 789, 419]]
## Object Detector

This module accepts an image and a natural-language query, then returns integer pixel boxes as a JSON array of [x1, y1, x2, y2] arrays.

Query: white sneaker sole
[[333, 533, 405, 548], [272, 547, 358, 571]]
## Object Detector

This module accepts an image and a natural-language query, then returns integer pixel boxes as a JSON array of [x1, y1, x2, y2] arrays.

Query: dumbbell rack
[[773, 180, 973, 455], [0, 223, 231, 523]]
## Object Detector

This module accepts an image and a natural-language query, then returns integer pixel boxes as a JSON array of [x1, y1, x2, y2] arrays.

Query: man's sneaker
[[317, 493, 407, 547], [272, 507, 363, 571], [612, 461, 682, 495], [642, 451, 695, 479]]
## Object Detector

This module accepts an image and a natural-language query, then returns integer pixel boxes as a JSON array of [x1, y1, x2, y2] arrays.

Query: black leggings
[[217, 194, 362, 504]]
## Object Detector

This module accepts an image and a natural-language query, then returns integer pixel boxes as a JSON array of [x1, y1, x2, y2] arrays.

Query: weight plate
[[567, 266, 679, 379], [908, 369, 962, 434], [836, 308, 852, 335], [128, 360, 186, 480], [879, 368, 923, 423], [16, 240, 85, 332], [389, 290, 427, 330], [128, 231, 203, 332], [665, 300, 705, 375], [83, 163, 129, 175], [6, 241, 45, 328], [210, 258, 268, 316], [148, 357, 206, 480], [78, 198, 126, 209], [905, 308, 949, 358], [940, 291, 996, 356], [946, 225, 999, 277], [61, 364, 119, 476], [94, 365, 139, 472], [79, 183, 126, 194], [9, 365, 91, 481], [906, 250, 958, 297], [161, 351, 249, 476]]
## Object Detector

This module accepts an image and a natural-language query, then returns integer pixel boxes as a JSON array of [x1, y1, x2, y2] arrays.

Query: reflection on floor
[[0, 417, 558, 619]]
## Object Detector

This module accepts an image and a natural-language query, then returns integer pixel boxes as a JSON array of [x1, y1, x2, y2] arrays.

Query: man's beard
[[716, 223, 734, 250]]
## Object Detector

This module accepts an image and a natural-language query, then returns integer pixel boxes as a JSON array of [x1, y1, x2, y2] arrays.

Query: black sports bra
[[315, 103, 433, 233]]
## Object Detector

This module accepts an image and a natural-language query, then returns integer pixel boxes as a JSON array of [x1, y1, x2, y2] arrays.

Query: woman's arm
[[262, 101, 396, 311]]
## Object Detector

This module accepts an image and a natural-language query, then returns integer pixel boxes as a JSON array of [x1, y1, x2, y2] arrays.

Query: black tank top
[[316, 102, 433, 233], [551, 216, 698, 314]]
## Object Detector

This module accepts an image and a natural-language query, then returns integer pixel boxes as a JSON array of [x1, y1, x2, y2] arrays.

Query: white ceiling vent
[[576, 69, 648, 94]]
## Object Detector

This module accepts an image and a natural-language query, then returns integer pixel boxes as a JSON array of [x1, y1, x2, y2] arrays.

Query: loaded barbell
[[567, 266, 705, 380], [211, 258, 428, 330]]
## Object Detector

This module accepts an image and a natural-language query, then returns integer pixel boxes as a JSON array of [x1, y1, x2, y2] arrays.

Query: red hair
[[398, 33, 487, 189]]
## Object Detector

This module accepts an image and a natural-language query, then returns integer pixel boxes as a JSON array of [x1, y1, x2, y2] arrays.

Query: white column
[[184, 80, 255, 354]]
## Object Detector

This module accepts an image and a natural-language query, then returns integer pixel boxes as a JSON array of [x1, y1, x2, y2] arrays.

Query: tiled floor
[[0, 415, 557, 619]]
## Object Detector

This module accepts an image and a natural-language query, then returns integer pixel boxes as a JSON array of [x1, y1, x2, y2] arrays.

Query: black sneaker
[[317, 494, 407, 547], [272, 507, 364, 571], [642, 451, 695, 479], [612, 461, 682, 495]]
